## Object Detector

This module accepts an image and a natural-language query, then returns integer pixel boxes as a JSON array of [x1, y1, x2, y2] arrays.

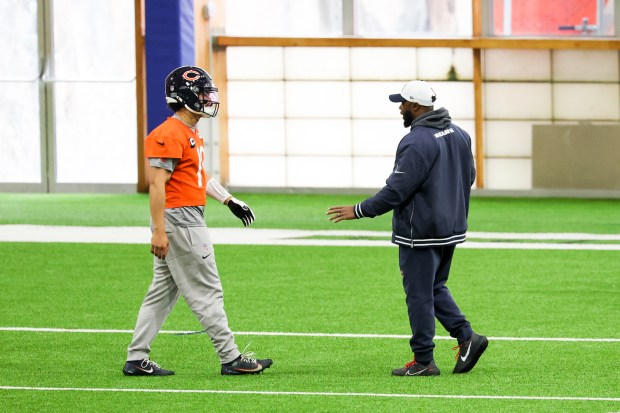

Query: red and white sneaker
[[392, 358, 440, 376]]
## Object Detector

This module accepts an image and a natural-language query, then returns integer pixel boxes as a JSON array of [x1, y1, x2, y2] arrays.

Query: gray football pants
[[127, 225, 240, 364]]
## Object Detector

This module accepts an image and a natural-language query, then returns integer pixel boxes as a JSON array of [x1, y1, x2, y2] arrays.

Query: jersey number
[[196, 145, 205, 187]]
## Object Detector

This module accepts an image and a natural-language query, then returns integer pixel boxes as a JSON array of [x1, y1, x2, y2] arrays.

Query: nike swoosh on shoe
[[233, 365, 264, 373], [460, 342, 473, 361], [405, 368, 427, 376], [136, 366, 154, 374]]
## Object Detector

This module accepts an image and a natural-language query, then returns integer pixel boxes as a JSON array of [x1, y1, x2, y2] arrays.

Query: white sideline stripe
[[1, 225, 620, 250], [1, 327, 618, 342], [0, 386, 618, 402], [469, 231, 620, 241], [462, 242, 620, 251]]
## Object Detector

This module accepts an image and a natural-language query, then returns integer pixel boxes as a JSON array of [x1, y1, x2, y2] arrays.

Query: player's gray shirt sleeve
[[149, 157, 179, 172]]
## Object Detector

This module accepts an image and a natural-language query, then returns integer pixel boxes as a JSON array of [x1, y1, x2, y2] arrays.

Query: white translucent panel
[[285, 81, 350, 118], [453, 49, 474, 80], [54, 82, 137, 184], [452, 119, 476, 155], [417, 48, 473, 81], [351, 81, 407, 118], [284, 48, 350, 80], [0, 0, 38, 79], [553, 83, 620, 121], [432, 82, 474, 119], [227, 47, 284, 80], [485, 158, 532, 190], [51, 0, 135, 80], [591, 121, 620, 125], [0, 82, 40, 183], [552, 50, 620, 82], [453, 119, 475, 137], [229, 155, 286, 187], [287, 156, 352, 187], [225, 0, 343, 36], [351, 48, 416, 80], [227, 81, 284, 118], [484, 83, 552, 120], [352, 157, 396, 188], [352, 120, 407, 156], [484, 50, 550, 81], [286, 120, 351, 156], [485, 121, 540, 158], [471, 167, 478, 189], [355, 0, 472, 36], [228, 119, 286, 155]]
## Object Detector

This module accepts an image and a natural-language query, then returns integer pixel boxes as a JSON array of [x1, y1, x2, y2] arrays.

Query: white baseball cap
[[388, 80, 437, 106]]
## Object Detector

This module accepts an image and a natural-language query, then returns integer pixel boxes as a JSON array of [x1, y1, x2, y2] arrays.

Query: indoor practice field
[[0, 193, 619, 412]]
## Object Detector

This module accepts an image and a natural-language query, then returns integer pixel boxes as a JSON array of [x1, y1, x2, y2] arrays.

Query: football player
[[123, 66, 272, 376]]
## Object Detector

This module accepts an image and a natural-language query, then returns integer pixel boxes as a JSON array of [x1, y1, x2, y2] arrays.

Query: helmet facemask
[[192, 86, 219, 118], [165, 66, 220, 118]]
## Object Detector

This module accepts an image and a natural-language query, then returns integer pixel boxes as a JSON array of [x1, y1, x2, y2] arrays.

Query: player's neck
[[174, 108, 201, 128]]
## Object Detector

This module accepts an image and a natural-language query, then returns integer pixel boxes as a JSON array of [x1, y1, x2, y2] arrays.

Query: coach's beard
[[403, 111, 414, 128]]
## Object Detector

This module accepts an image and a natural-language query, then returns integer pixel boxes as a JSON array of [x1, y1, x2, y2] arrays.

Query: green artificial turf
[[1, 192, 620, 233], [0, 242, 618, 412], [0, 192, 619, 412]]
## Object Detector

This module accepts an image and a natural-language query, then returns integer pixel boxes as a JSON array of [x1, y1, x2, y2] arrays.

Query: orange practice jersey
[[144, 117, 207, 208]]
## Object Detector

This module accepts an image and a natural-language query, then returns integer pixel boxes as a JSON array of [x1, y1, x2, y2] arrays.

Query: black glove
[[227, 197, 255, 227]]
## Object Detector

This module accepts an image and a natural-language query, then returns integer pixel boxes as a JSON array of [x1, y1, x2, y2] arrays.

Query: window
[[0, 0, 41, 184], [491, 0, 615, 36], [0, 0, 138, 190], [223, 0, 472, 37], [354, 0, 472, 37], [225, 0, 343, 36], [51, 0, 137, 185]]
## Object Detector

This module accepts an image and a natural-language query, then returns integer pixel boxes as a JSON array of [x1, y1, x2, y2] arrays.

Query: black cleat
[[452, 332, 488, 374], [221, 354, 273, 375], [123, 359, 175, 376], [392, 358, 440, 376]]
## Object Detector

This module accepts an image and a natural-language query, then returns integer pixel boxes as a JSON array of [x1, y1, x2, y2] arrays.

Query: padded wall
[[145, 0, 195, 133]]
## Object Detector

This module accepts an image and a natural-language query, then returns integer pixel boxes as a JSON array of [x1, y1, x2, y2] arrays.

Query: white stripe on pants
[[127, 224, 240, 364]]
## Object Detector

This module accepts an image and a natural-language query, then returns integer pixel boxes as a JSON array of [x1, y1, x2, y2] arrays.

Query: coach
[[327, 80, 487, 376]]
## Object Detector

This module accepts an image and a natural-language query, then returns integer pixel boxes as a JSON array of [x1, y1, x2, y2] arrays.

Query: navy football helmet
[[165, 66, 219, 117]]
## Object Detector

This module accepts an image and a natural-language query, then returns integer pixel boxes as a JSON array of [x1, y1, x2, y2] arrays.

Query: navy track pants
[[399, 244, 473, 363]]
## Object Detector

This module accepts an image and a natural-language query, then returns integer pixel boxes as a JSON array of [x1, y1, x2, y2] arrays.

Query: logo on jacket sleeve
[[189, 137, 196, 148]]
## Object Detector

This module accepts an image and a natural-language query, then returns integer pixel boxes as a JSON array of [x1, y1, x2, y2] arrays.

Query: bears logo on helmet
[[165, 66, 220, 118], [182, 70, 201, 81]]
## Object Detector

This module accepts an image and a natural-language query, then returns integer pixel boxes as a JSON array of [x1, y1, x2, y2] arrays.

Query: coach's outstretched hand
[[326, 205, 355, 223], [227, 197, 255, 227]]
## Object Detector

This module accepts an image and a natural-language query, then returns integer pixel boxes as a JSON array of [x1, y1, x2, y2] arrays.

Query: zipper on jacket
[[409, 201, 415, 247]]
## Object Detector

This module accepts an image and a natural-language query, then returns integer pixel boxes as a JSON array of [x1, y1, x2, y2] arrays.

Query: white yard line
[[469, 232, 620, 241], [0, 386, 618, 402], [1, 327, 618, 342], [1, 225, 620, 250]]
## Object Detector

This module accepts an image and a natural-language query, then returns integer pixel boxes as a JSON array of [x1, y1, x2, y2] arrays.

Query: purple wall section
[[145, 0, 195, 133]]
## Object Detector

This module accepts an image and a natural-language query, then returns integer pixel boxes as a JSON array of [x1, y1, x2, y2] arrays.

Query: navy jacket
[[354, 108, 476, 248]]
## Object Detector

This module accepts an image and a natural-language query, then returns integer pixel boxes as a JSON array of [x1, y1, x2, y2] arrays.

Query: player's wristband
[[206, 178, 231, 204]]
